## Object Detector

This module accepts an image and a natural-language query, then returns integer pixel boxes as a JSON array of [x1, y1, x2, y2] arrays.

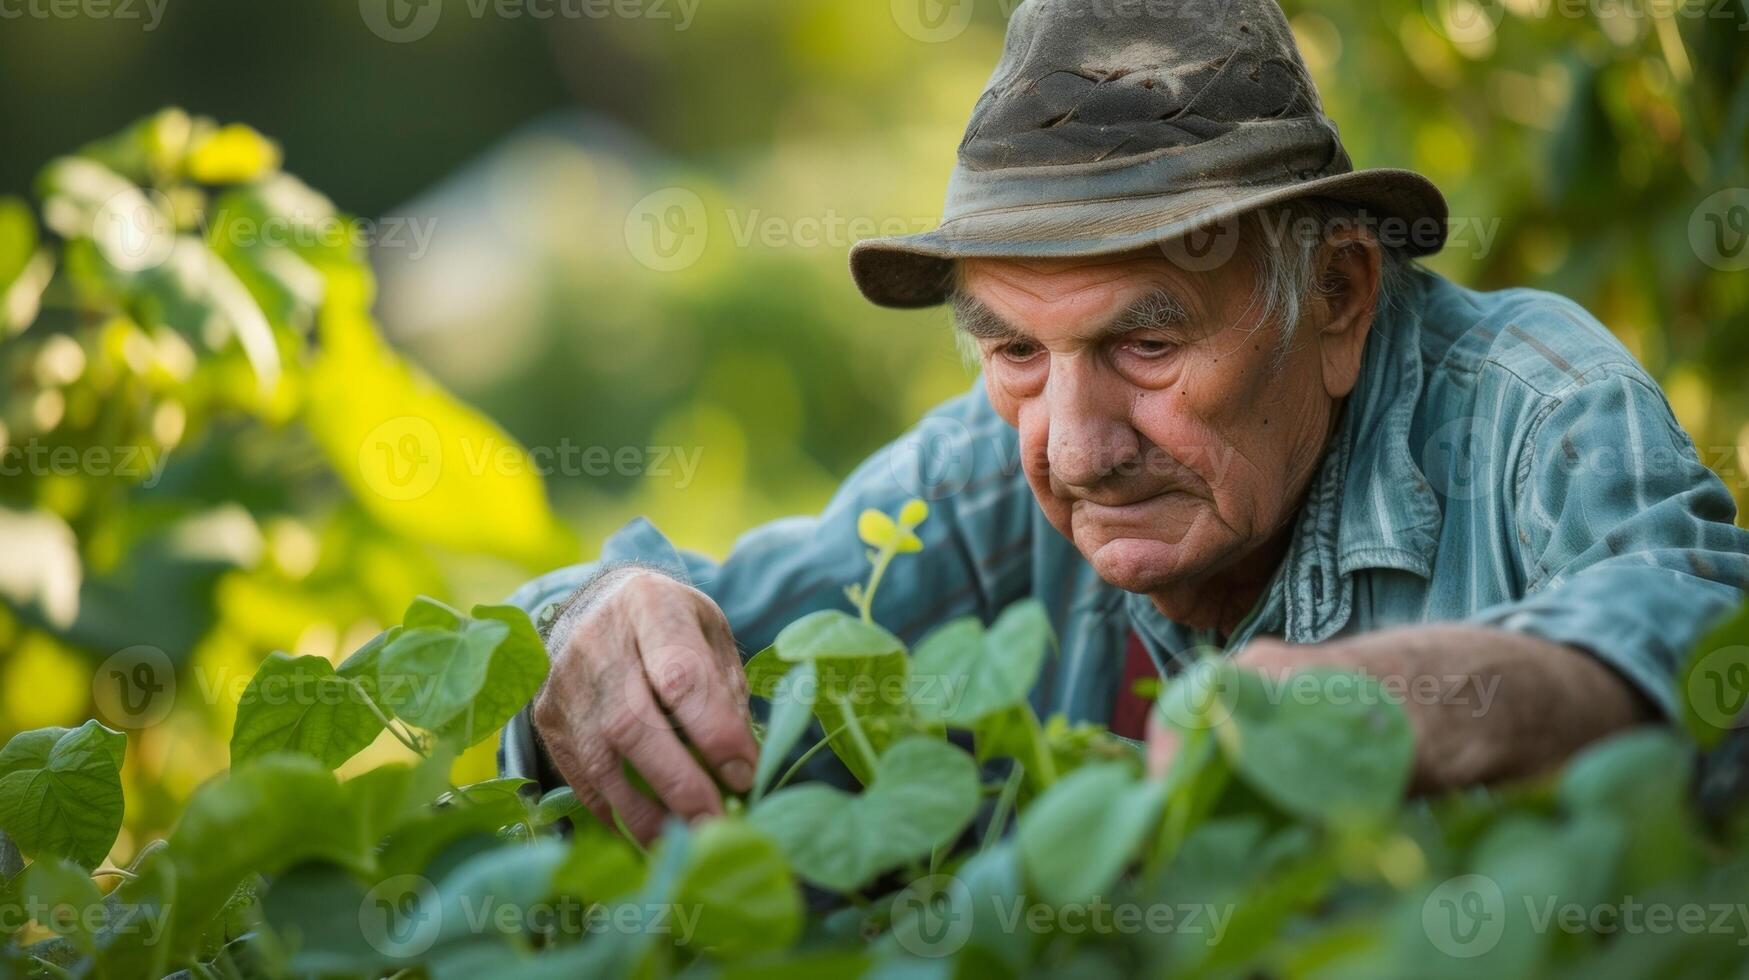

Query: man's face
[[958, 247, 1343, 608]]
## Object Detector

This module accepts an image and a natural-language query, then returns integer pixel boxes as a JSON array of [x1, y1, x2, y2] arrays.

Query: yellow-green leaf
[[186, 124, 281, 184], [305, 280, 573, 567]]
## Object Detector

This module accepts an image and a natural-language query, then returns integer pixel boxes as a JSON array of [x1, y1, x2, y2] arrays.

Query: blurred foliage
[[0, 109, 574, 842], [0, 0, 1746, 856]]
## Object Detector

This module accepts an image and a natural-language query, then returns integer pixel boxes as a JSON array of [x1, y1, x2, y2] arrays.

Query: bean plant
[[2, 499, 1747, 978]]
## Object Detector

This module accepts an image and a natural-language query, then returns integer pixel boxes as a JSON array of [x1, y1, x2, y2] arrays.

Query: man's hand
[[1146, 626, 1655, 793], [532, 568, 758, 843]]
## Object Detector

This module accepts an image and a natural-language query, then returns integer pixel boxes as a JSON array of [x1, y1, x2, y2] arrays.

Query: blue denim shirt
[[501, 267, 1749, 780]]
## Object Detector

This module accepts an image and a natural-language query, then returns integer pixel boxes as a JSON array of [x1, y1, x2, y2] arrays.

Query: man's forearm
[[1237, 625, 1656, 793]]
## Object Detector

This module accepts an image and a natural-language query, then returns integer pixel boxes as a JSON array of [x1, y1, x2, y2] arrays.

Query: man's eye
[[997, 342, 1041, 362], [1122, 338, 1175, 359]]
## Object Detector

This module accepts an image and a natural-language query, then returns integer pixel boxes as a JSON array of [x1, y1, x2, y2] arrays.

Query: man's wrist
[[541, 562, 679, 654]]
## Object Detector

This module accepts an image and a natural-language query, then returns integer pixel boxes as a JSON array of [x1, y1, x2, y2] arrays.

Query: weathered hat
[[851, 0, 1448, 309]]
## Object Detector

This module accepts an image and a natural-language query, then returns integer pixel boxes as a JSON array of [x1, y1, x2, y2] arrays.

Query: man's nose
[[1044, 359, 1140, 489]]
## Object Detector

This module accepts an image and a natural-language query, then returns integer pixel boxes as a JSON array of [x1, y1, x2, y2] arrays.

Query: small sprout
[[850, 499, 930, 621], [857, 508, 922, 553]]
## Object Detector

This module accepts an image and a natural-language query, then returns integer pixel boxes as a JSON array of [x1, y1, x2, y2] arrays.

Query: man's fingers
[[541, 736, 615, 828], [636, 612, 759, 794], [591, 764, 670, 845], [603, 667, 727, 821]]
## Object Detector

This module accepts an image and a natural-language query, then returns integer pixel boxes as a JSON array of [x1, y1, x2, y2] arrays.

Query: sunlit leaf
[[229, 652, 386, 769], [305, 285, 572, 567], [0, 721, 126, 870], [186, 124, 282, 184]]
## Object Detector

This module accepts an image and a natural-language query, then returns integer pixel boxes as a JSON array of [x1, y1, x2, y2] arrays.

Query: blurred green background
[[0, 0, 1746, 853]]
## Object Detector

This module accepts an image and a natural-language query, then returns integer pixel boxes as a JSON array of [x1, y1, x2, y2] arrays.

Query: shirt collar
[[1283, 270, 1444, 642]]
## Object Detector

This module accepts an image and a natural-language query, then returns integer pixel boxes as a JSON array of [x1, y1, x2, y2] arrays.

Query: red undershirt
[[1109, 630, 1156, 740]]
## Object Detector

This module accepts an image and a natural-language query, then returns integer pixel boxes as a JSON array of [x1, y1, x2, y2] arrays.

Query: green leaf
[[1017, 763, 1166, 906], [533, 787, 584, 830], [185, 123, 281, 184], [551, 823, 645, 904], [750, 737, 980, 892], [754, 662, 818, 799], [0, 721, 127, 870], [430, 838, 570, 947], [0, 830, 21, 880], [261, 863, 388, 976], [21, 858, 104, 955], [744, 645, 793, 699], [229, 652, 386, 769], [810, 653, 912, 785], [775, 610, 904, 662], [1678, 600, 1749, 749], [403, 595, 466, 631], [911, 599, 1052, 725], [164, 754, 377, 955], [305, 295, 574, 567], [0, 197, 40, 289], [378, 617, 511, 730], [1558, 729, 1699, 890], [343, 758, 447, 844], [1220, 666, 1413, 826], [673, 818, 802, 959], [883, 842, 1029, 967], [433, 604, 550, 748]]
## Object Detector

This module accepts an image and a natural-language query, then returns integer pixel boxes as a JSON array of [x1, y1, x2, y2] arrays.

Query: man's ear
[[1312, 230, 1383, 400]]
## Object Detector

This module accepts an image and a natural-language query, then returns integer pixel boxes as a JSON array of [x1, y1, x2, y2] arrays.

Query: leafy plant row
[[1, 500, 1747, 978]]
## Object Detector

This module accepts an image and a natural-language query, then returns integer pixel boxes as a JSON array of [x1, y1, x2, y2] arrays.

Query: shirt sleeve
[[501, 379, 1042, 782], [1470, 368, 1749, 717]]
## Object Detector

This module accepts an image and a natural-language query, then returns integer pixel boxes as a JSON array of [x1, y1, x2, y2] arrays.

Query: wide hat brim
[[850, 167, 1448, 310]]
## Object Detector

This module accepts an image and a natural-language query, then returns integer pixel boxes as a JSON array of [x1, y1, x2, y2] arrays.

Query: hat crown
[[960, 0, 1348, 176]]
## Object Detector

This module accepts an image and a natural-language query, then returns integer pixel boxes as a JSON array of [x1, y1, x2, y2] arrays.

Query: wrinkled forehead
[[948, 248, 1250, 339]]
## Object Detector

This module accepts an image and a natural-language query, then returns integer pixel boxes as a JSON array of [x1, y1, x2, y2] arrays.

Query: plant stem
[[831, 693, 880, 778], [29, 957, 73, 980], [768, 721, 852, 795], [859, 547, 897, 623], [348, 678, 428, 758], [980, 764, 1026, 853], [90, 866, 138, 880], [1024, 708, 1058, 786]]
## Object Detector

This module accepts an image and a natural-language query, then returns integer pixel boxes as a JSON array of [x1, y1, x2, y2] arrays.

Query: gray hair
[[1237, 197, 1414, 364], [947, 197, 1414, 367]]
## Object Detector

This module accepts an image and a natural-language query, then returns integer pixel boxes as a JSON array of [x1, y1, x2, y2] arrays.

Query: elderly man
[[503, 0, 1749, 841]]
